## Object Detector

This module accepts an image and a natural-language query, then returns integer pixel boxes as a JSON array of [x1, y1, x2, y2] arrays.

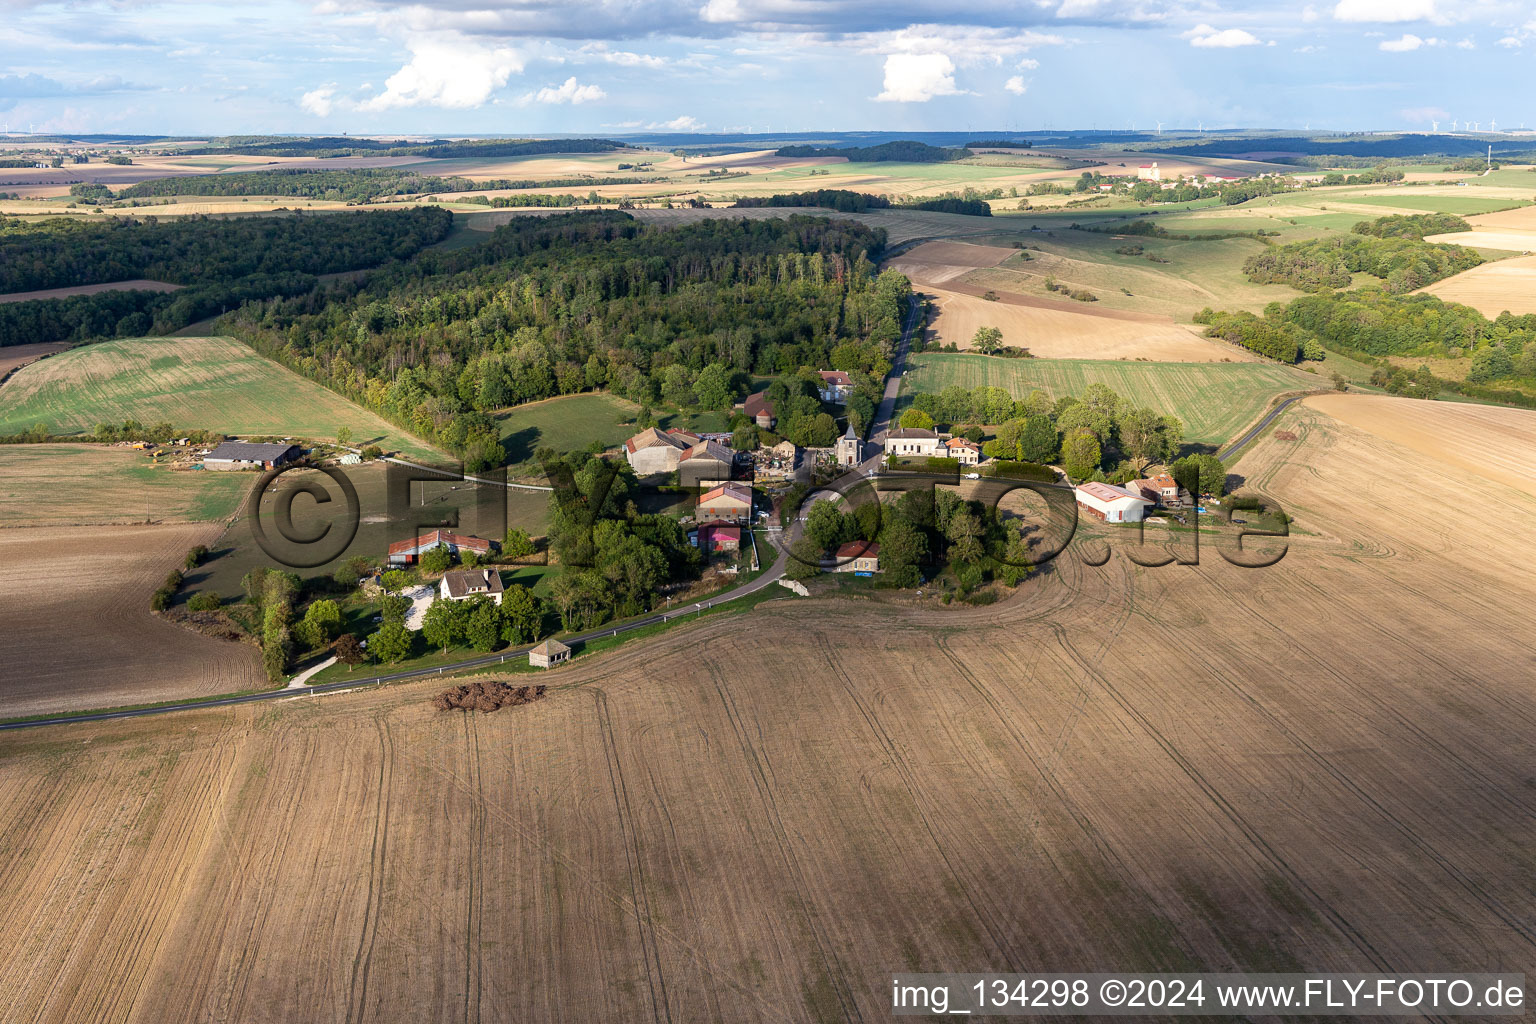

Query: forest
[[0, 208, 451, 344], [114, 168, 645, 203], [224, 211, 910, 469], [732, 190, 991, 216], [1241, 225, 1484, 293], [774, 140, 972, 162], [176, 136, 628, 159]]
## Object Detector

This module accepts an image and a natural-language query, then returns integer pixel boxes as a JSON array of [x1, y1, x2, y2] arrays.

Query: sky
[[1, 0, 1533, 136]]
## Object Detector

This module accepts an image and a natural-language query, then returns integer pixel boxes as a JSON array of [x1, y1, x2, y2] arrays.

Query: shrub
[[184, 545, 208, 569], [187, 591, 222, 612]]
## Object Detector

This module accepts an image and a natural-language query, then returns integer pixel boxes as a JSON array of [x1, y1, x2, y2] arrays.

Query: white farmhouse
[[883, 427, 940, 457]]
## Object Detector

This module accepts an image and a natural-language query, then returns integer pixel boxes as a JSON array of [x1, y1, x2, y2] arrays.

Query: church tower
[[836, 423, 862, 467]]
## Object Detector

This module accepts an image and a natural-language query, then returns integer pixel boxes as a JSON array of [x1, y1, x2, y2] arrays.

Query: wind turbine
[[1154, 120, 1164, 134], [1472, 120, 1480, 131], [1489, 117, 1497, 132], [1431, 120, 1439, 132], [1451, 118, 1458, 131]]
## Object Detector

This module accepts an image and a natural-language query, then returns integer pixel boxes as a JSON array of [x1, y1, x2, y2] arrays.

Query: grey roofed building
[[203, 440, 302, 469]]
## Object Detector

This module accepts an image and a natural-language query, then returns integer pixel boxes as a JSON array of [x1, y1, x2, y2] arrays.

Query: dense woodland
[[0, 208, 452, 345], [732, 189, 991, 216], [775, 141, 972, 162], [113, 168, 644, 203], [177, 137, 628, 159], [1242, 218, 1483, 293], [224, 211, 909, 468]]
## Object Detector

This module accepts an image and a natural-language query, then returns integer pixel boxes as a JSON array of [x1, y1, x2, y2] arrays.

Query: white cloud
[[1456, 36, 1475, 48], [1302, 5, 1320, 22], [699, 0, 743, 23], [1004, 75, 1027, 94], [857, 25, 1064, 66], [1401, 105, 1450, 123], [648, 114, 704, 130], [360, 35, 522, 111], [1183, 23, 1264, 47], [874, 52, 964, 102], [1334, 0, 1435, 22], [1496, 34, 1521, 46], [530, 76, 606, 104], [1017, 57, 1040, 69], [1379, 33, 1433, 50], [300, 85, 337, 116]]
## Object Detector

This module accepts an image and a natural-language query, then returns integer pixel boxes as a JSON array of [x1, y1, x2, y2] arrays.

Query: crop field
[[0, 523, 261, 717], [1426, 203, 1536, 252], [193, 463, 550, 600], [0, 337, 439, 458], [0, 444, 249, 526], [0, 279, 181, 304], [0, 342, 70, 381], [1418, 253, 1536, 317], [2, 394, 1535, 1020], [495, 392, 642, 473], [903, 352, 1318, 443]]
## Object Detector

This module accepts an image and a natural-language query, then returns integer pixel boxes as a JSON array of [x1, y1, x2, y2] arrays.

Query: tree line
[[224, 211, 907, 469], [1242, 228, 1483, 293], [731, 189, 991, 216], [112, 168, 645, 204], [176, 136, 628, 159], [775, 141, 972, 163]]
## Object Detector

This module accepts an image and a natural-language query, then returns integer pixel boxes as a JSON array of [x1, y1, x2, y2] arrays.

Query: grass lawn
[[0, 336, 440, 459], [902, 353, 1320, 446], [0, 444, 251, 526], [494, 392, 642, 471]]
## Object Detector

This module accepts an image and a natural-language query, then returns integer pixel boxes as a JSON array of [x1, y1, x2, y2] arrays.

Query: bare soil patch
[[0, 342, 70, 381], [0, 524, 261, 717]]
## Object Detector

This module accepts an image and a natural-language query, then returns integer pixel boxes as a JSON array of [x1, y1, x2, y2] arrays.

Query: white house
[[439, 568, 505, 605], [883, 427, 940, 457], [1075, 481, 1154, 523], [817, 370, 853, 404], [943, 437, 982, 466]]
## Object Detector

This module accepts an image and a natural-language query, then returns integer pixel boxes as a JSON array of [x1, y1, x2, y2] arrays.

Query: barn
[[203, 440, 301, 471], [695, 483, 752, 522], [387, 529, 497, 566], [1075, 482, 1154, 523]]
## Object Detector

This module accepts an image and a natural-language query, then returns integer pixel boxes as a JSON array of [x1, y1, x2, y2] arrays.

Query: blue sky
[[1, 0, 1533, 136]]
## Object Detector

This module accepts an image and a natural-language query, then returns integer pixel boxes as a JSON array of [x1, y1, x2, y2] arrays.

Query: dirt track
[[0, 397, 1533, 1020]]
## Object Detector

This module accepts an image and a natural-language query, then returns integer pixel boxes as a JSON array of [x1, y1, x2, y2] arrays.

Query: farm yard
[[901, 353, 1319, 445], [0, 444, 250, 526], [0, 336, 440, 459], [2, 395, 1535, 1021], [0, 523, 261, 717]]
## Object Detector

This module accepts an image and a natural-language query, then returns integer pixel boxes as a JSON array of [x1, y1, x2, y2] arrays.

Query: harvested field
[[0, 444, 249, 526], [903, 353, 1318, 444], [886, 239, 1018, 283], [918, 285, 1247, 361], [1418, 254, 1536, 316], [2, 397, 1535, 1020], [0, 524, 261, 717], [0, 336, 440, 458], [0, 342, 69, 382], [0, 279, 180, 305], [1304, 393, 1536, 500], [1425, 203, 1536, 252]]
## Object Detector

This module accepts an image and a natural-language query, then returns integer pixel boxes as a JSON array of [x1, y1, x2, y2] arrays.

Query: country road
[[1217, 392, 1317, 462]]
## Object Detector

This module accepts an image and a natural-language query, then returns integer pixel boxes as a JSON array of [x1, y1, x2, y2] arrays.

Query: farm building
[[831, 541, 881, 574], [529, 638, 571, 669], [836, 424, 862, 466], [1124, 472, 1185, 505], [624, 427, 698, 475], [678, 439, 736, 488], [203, 441, 301, 471], [696, 483, 752, 521], [884, 427, 940, 457], [387, 529, 497, 566], [943, 437, 982, 466], [741, 391, 776, 429], [439, 568, 505, 605], [694, 522, 742, 553], [1075, 482, 1154, 523], [817, 370, 853, 404]]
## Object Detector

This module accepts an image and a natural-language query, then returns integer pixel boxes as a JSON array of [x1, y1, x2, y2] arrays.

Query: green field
[[0, 444, 251, 526], [901, 353, 1320, 445], [1337, 194, 1532, 215], [0, 336, 440, 458], [496, 392, 644, 471]]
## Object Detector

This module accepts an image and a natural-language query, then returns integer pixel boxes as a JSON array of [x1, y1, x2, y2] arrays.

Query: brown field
[[0, 395, 1534, 1020], [1419, 253, 1536, 316], [0, 279, 181, 304], [918, 285, 1248, 360], [0, 342, 70, 380], [0, 444, 251, 527], [892, 241, 1252, 361], [1426, 203, 1536, 251], [0, 524, 261, 718]]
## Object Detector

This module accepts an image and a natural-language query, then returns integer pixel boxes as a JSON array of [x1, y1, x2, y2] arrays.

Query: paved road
[[867, 293, 922, 447], [1, 536, 788, 732], [1217, 393, 1314, 462]]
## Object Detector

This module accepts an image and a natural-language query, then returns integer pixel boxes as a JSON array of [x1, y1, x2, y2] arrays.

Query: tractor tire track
[[347, 717, 393, 1024]]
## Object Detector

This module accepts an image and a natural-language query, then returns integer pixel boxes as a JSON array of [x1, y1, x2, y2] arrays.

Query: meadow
[[3, 396, 1535, 1021], [902, 352, 1320, 445], [0, 336, 440, 458], [495, 392, 644, 473], [0, 444, 249, 526]]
